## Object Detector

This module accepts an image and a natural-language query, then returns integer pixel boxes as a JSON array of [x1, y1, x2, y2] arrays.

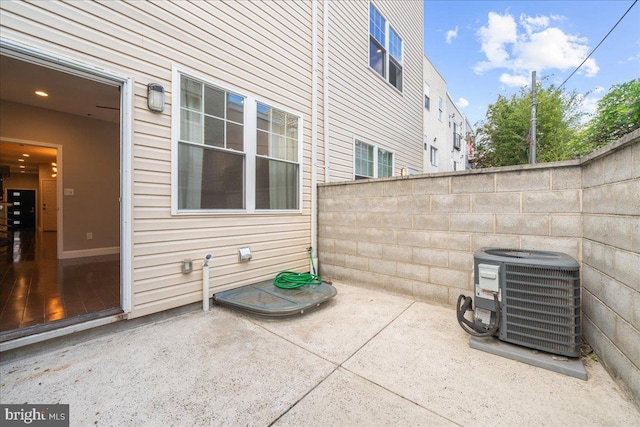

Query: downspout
[[311, 0, 319, 272], [323, 0, 331, 183]]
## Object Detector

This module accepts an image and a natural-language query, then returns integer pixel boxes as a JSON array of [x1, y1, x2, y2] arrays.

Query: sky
[[423, 0, 640, 127]]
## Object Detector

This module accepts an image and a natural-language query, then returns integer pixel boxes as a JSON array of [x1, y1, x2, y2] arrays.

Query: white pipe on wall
[[203, 254, 212, 311], [311, 0, 319, 271], [323, 0, 331, 183]]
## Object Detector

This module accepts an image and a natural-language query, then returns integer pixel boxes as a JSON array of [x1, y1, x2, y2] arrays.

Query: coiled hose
[[273, 271, 323, 289]]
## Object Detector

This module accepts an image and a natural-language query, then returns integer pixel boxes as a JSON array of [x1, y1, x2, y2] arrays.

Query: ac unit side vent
[[502, 262, 581, 357]]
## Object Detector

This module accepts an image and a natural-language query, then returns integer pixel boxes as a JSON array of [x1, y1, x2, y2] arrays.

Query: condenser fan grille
[[502, 264, 581, 357]]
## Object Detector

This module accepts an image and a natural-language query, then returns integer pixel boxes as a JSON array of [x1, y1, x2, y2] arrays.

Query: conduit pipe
[[203, 253, 212, 311], [311, 0, 319, 271]]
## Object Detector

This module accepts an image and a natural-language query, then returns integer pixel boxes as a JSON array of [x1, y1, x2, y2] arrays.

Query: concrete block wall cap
[[580, 129, 640, 165]]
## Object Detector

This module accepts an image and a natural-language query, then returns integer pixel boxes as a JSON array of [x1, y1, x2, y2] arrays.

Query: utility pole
[[530, 71, 537, 164]]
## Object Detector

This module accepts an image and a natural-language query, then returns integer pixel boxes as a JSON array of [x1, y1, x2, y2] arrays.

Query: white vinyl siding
[[328, 0, 423, 181], [0, 0, 317, 318]]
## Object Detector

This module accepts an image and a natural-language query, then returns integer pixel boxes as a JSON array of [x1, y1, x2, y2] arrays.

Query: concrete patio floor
[[1, 282, 638, 426]]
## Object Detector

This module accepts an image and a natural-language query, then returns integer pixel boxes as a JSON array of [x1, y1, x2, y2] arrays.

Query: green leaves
[[582, 79, 640, 150], [473, 78, 640, 168], [474, 80, 585, 168]]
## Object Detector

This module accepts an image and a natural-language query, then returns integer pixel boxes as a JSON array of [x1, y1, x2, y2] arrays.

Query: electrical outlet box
[[86, 232, 93, 240]]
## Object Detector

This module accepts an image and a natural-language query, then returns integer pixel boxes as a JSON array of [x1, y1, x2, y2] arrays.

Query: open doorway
[[0, 53, 123, 340]]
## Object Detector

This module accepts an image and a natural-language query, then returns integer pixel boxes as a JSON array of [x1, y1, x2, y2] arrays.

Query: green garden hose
[[273, 248, 322, 289], [273, 271, 323, 289]]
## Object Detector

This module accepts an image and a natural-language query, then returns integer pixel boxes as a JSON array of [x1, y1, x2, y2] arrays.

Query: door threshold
[[0, 308, 124, 351]]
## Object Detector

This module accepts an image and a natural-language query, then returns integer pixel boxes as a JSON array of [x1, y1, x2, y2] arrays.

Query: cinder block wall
[[318, 164, 583, 306], [317, 130, 639, 402], [581, 130, 640, 402]]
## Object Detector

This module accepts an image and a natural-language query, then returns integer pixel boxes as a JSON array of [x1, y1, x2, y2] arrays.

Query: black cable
[[556, 0, 638, 92], [456, 293, 500, 337]]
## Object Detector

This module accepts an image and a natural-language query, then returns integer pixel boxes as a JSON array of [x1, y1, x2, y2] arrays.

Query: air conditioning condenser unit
[[457, 248, 585, 379]]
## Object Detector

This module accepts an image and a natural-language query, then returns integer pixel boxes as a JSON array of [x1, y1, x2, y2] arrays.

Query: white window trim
[[430, 146, 438, 167], [368, 1, 403, 93], [171, 64, 303, 215], [353, 137, 395, 179]]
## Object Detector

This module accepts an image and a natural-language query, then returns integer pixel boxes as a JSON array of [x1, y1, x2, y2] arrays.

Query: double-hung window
[[175, 70, 301, 213], [430, 146, 438, 167], [355, 139, 393, 180], [369, 3, 403, 91], [438, 97, 443, 121], [424, 83, 431, 110], [256, 104, 299, 210], [178, 75, 245, 210]]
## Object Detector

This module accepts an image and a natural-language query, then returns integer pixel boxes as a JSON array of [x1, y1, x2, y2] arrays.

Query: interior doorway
[[7, 189, 36, 229], [0, 52, 124, 340], [42, 179, 57, 231]]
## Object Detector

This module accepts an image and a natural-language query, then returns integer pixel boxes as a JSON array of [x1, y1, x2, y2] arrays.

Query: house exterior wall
[[581, 130, 640, 403], [422, 56, 447, 173], [0, 0, 319, 318], [1, 0, 425, 320], [326, 0, 424, 181], [318, 130, 640, 404]]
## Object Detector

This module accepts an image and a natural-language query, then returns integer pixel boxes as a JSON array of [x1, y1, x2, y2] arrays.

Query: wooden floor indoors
[[0, 229, 120, 338]]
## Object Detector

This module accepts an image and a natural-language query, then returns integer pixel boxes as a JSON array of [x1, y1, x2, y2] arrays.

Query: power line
[[557, 0, 638, 91]]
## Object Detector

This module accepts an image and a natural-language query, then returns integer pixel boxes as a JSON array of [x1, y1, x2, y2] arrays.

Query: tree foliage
[[581, 79, 640, 151], [473, 81, 585, 168]]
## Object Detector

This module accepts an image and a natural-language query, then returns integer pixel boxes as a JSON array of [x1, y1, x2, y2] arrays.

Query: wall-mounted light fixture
[[147, 83, 165, 113]]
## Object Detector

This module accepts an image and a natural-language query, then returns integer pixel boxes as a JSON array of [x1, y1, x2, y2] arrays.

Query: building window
[[438, 97, 443, 121], [378, 147, 393, 177], [430, 146, 438, 166], [256, 104, 300, 210], [176, 71, 301, 213], [178, 75, 245, 210], [355, 139, 393, 179], [424, 83, 430, 110], [369, 3, 403, 91], [453, 122, 461, 150]]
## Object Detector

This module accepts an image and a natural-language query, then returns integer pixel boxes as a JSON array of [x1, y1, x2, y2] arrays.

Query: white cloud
[[593, 86, 605, 94], [474, 12, 599, 80], [446, 26, 459, 44], [520, 14, 549, 34], [457, 97, 469, 107], [474, 12, 518, 73], [499, 73, 529, 87], [617, 52, 640, 64]]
